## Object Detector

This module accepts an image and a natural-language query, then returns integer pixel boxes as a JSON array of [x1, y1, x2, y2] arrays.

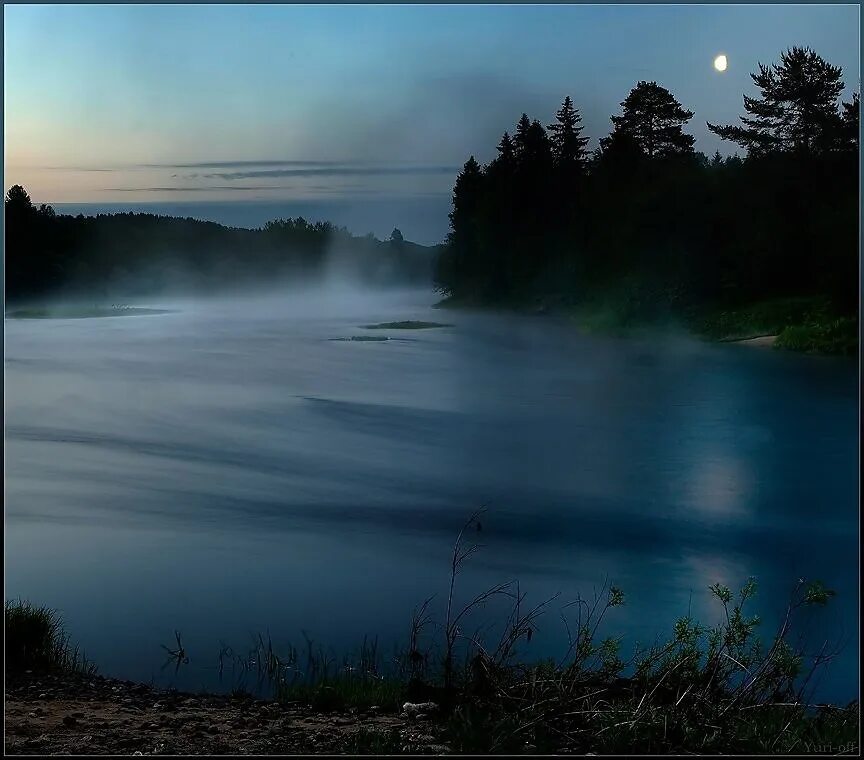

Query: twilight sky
[[3, 4, 860, 240]]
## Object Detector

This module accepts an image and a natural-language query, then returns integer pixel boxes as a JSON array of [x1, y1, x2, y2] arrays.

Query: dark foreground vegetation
[[436, 47, 859, 355], [6, 512, 858, 754], [3, 188, 438, 302]]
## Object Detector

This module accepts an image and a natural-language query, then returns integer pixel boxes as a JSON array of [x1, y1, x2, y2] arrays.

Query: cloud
[[141, 160, 342, 169], [100, 184, 452, 196], [101, 186, 279, 193], [199, 165, 460, 180], [41, 166, 115, 172]]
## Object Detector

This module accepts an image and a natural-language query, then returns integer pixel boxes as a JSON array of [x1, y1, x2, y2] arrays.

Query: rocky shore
[[4, 670, 449, 755]]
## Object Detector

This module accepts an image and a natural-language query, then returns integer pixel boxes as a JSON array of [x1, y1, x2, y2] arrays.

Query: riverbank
[[7, 566, 860, 755], [435, 293, 857, 356], [5, 669, 446, 755]]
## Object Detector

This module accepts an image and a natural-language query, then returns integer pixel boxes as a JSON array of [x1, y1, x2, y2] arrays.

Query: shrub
[[5, 599, 95, 674]]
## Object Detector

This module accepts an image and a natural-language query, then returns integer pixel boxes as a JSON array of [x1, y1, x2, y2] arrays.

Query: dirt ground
[[4, 671, 450, 755]]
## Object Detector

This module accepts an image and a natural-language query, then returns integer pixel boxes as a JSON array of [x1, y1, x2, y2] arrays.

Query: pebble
[[402, 701, 438, 718]]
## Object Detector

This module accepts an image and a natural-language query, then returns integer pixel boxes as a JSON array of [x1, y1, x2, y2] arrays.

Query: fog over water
[[4, 286, 858, 700]]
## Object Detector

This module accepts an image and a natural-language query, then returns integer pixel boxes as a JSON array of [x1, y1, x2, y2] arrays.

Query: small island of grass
[[6, 306, 175, 320], [330, 335, 391, 342], [361, 321, 452, 330]]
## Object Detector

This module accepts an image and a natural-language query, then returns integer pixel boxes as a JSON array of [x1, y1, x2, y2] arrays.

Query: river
[[5, 287, 858, 702]]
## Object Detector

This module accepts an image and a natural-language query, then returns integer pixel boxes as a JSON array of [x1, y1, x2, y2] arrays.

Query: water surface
[[5, 288, 858, 701]]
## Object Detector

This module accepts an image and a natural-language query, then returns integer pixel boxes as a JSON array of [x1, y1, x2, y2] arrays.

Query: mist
[[5, 281, 858, 704]]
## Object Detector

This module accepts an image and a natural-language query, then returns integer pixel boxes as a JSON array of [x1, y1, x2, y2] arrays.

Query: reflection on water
[[4, 288, 859, 701]]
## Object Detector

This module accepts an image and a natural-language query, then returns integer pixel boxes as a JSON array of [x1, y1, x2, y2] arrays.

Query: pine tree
[[707, 47, 846, 156], [547, 96, 590, 174], [603, 81, 695, 159]]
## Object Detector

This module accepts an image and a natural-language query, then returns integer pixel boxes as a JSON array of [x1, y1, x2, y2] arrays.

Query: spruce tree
[[513, 113, 532, 160], [547, 96, 590, 174], [495, 131, 515, 166]]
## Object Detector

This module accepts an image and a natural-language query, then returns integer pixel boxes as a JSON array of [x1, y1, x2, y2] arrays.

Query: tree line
[[435, 47, 859, 318], [4, 189, 435, 302]]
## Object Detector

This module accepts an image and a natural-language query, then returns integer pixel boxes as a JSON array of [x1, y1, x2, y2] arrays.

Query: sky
[[3, 4, 860, 242]]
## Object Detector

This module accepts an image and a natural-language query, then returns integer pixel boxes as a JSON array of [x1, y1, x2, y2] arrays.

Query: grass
[[6, 305, 174, 320], [693, 296, 858, 356], [10, 512, 857, 753], [196, 511, 857, 754], [215, 632, 408, 713], [5, 599, 96, 675], [775, 317, 858, 356], [362, 321, 452, 330]]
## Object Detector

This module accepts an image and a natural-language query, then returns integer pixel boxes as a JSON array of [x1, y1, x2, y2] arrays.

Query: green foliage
[[5, 599, 96, 675], [775, 318, 858, 356], [433, 570, 854, 754], [697, 296, 841, 340], [804, 580, 837, 606]]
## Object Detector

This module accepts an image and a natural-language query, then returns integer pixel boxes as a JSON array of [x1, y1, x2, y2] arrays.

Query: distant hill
[[4, 186, 443, 302]]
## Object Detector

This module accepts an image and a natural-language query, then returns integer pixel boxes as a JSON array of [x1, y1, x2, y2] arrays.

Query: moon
[[714, 54, 728, 72]]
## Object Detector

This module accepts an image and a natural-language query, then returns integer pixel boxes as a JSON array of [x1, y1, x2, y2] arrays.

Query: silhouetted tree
[[494, 131, 515, 168], [390, 227, 404, 243], [602, 81, 695, 159], [437, 49, 856, 325], [838, 91, 860, 152], [512, 114, 532, 158], [707, 47, 846, 156], [5, 184, 35, 218], [593, 128, 644, 173], [5, 186, 437, 300], [547, 96, 590, 175], [436, 157, 485, 295]]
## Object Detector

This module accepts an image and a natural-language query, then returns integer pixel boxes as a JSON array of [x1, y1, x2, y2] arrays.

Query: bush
[[5, 599, 95, 674], [776, 317, 858, 356]]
